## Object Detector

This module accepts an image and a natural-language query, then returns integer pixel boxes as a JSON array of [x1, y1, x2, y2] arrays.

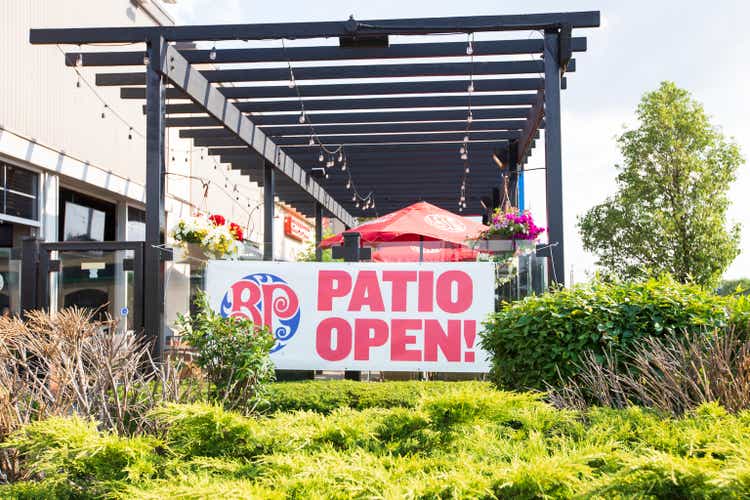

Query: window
[[127, 207, 146, 241], [59, 188, 117, 241], [0, 162, 39, 222]]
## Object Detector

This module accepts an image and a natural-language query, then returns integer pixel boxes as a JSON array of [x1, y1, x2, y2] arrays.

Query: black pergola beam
[[273, 130, 521, 146], [31, 11, 599, 44], [66, 37, 587, 66], [250, 108, 532, 125], [96, 59, 575, 86], [123, 77, 559, 100], [181, 120, 531, 139]]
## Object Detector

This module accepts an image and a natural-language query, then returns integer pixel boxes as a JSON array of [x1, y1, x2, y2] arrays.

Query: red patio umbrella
[[320, 202, 487, 261], [370, 240, 479, 262]]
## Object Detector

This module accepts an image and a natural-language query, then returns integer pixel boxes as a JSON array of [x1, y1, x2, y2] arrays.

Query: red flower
[[208, 214, 226, 226], [229, 222, 244, 241]]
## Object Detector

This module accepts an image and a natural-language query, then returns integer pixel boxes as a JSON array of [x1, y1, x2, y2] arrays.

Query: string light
[[128, 127, 133, 140], [101, 104, 108, 119], [466, 35, 474, 55], [277, 39, 377, 213], [209, 45, 217, 61]]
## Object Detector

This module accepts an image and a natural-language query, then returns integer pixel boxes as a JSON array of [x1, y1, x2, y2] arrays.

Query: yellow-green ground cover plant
[[3, 381, 750, 499]]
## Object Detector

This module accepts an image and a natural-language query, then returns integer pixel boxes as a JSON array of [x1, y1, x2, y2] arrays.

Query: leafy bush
[[481, 276, 731, 390], [175, 292, 275, 411], [5, 382, 750, 498]]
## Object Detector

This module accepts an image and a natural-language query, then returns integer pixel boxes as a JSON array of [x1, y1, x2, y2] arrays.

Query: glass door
[[40, 242, 144, 333]]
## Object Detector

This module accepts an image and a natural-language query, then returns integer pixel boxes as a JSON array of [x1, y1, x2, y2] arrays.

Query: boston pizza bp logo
[[220, 273, 301, 353], [423, 213, 467, 232]]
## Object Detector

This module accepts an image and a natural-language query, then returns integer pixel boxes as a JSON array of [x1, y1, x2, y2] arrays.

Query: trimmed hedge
[[259, 380, 488, 413], [4, 382, 750, 499], [481, 276, 733, 390]]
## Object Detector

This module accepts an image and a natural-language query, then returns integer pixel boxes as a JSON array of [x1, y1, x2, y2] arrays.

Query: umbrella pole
[[419, 236, 424, 262]]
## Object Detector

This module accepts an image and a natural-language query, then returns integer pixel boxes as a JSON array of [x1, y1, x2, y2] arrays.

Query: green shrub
[[3, 416, 165, 497], [261, 379, 490, 413], [175, 292, 275, 412], [481, 276, 730, 390], [8, 382, 750, 498]]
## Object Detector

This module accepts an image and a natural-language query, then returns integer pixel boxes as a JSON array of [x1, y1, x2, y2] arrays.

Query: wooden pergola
[[30, 10, 600, 352]]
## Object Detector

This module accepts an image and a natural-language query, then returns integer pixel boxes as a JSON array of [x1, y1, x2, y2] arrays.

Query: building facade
[[0, 0, 315, 332]]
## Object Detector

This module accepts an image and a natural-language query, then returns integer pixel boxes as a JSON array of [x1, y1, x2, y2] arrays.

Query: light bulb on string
[[128, 127, 133, 140], [325, 172, 329, 179], [75, 75, 81, 88], [75, 53, 83, 67], [298, 111, 306, 124], [355, 201, 360, 208], [318, 152, 324, 162], [308, 136, 315, 146], [465, 166, 470, 173], [459, 146, 466, 155], [337, 151, 344, 162], [209, 45, 217, 61], [143, 54, 150, 66], [467, 111, 473, 123], [466, 40, 474, 55], [288, 78, 296, 89], [346, 179, 351, 189], [341, 160, 347, 171], [352, 194, 357, 202], [463, 135, 470, 143], [467, 82, 474, 93], [101, 104, 108, 119], [460, 153, 468, 161]]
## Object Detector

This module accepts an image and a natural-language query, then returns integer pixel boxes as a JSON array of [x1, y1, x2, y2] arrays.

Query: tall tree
[[578, 81, 743, 287]]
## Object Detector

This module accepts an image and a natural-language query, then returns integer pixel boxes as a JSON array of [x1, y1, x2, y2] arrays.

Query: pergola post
[[314, 202, 323, 262], [543, 29, 565, 286], [144, 36, 166, 356], [263, 161, 275, 261]]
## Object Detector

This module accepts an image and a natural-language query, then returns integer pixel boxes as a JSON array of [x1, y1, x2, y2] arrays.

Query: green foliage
[[718, 277, 750, 296], [481, 276, 731, 390], [7, 382, 750, 498], [2, 416, 166, 498], [260, 379, 488, 413], [175, 291, 275, 411], [578, 81, 743, 288]]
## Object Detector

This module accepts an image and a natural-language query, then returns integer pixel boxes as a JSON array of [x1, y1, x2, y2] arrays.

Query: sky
[[161, 0, 750, 282]]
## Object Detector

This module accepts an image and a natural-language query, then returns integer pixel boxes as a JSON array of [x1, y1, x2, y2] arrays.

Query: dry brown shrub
[[549, 328, 750, 415], [0, 307, 197, 479]]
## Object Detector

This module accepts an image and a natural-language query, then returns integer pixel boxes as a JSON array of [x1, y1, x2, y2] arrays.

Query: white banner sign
[[205, 261, 494, 372]]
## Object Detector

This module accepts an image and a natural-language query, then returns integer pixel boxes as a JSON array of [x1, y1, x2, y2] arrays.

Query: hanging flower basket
[[170, 213, 245, 261]]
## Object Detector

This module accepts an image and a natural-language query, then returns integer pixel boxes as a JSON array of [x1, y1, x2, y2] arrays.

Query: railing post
[[263, 161, 275, 261], [314, 202, 323, 262], [20, 237, 41, 318]]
